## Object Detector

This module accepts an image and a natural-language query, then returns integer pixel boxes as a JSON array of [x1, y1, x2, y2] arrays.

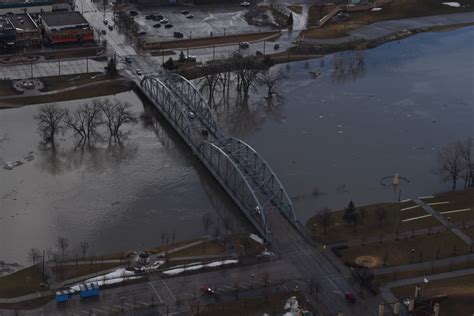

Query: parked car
[[138, 31, 147, 36], [181, 10, 189, 15], [145, 14, 154, 20], [274, 43, 280, 50], [239, 42, 250, 49], [153, 15, 163, 21], [101, 29, 106, 35], [153, 23, 161, 28], [185, 14, 194, 19], [256, 50, 263, 56], [164, 24, 173, 28], [188, 111, 196, 119], [103, 19, 108, 25], [160, 18, 168, 24], [173, 31, 184, 38], [129, 10, 138, 16], [240, 1, 250, 7], [187, 55, 196, 62], [108, 24, 113, 30], [125, 56, 132, 63], [344, 292, 356, 304], [136, 69, 142, 75]]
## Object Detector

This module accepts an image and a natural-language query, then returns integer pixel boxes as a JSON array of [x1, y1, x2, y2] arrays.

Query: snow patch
[[162, 259, 238, 276], [371, 7, 382, 11], [443, 2, 460, 7], [249, 233, 264, 245]]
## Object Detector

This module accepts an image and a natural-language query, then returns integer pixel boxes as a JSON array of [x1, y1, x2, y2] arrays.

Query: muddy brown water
[[1, 27, 473, 266]]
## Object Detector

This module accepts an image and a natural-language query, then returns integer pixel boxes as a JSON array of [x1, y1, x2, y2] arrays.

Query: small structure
[[0, 16, 15, 51], [39, 11, 94, 45], [0, 0, 52, 15], [6, 13, 41, 48], [79, 282, 100, 299], [55, 289, 75, 303]]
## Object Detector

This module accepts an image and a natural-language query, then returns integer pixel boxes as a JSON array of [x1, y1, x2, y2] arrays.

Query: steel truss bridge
[[139, 72, 298, 240]]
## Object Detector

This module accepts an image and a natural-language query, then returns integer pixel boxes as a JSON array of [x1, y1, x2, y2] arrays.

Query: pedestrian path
[[413, 198, 473, 246]]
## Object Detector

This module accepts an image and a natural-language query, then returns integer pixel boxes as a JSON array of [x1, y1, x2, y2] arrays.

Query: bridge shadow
[[137, 89, 255, 235]]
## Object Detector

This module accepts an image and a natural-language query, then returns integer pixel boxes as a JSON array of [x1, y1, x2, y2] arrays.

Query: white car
[[160, 18, 168, 24], [240, 1, 250, 7], [136, 69, 142, 76], [103, 19, 108, 25]]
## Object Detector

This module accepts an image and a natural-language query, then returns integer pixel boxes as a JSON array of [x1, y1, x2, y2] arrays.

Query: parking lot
[[134, 5, 274, 41]]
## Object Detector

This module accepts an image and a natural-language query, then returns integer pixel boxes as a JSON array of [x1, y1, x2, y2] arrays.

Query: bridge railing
[[198, 141, 268, 236], [140, 75, 200, 148], [159, 73, 223, 140], [218, 138, 298, 225]]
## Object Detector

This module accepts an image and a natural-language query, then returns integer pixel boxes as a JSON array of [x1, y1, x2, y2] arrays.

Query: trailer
[[79, 282, 100, 299], [55, 289, 75, 303]]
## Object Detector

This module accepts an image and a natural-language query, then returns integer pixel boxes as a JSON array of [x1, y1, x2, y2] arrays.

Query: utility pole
[[42, 250, 45, 284], [86, 56, 89, 73], [30, 62, 33, 78], [212, 45, 215, 60], [263, 41, 266, 55], [58, 58, 61, 76]]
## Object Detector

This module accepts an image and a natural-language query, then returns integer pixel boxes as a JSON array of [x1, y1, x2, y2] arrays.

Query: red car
[[344, 292, 356, 303], [200, 286, 215, 295]]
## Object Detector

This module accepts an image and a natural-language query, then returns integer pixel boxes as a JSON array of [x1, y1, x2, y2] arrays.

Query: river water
[[1, 27, 473, 266]]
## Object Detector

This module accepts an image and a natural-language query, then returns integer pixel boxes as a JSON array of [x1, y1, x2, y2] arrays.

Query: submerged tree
[[101, 99, 138, 146], [257, 68, 287, 107], [65, 101, 102, 147], [34, 104, 67, 150]]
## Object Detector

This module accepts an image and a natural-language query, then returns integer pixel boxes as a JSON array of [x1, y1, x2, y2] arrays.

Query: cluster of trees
[[196, 54, 287, 108], [316, 201, 386, 234], [436, 137, 473, 191], [34, 99, 137, 150]]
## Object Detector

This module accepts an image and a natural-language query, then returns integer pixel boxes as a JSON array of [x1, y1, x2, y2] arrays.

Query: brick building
[[39, 11, 94, 44]]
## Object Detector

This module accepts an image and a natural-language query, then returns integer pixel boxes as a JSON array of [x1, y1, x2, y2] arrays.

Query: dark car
[[145, 14, 154, 20], [153, 23, 161, 28], [138, 31, 147, 36], [125, 56, 132, 63], [153, 15, 163, 21], [274, 43, 280, 50], [129, 10, 138, 16], [256, 51, 263, 56], [101, 29, 106, 35], [164, 24, 173, 28], [181, 10, 189, 15], [344, 292, 356, 304], [173, 31, 183, 38]]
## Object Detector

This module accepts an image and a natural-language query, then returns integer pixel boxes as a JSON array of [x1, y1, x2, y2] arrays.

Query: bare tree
[[376, 207, 386, 228], [28, 248, 41, 265], [198, 64, 222, 106], [316, 207, 333, 234], [101, 99, 138, 146], [359, 207, 367, 225], [201, 213, 213, 235], [262, 271, 270, 288], [34, 104, 66, 149], [56, 236, 70, 258], [257, 68, 287, 103], [80, 241, 90, 259], [436, 142, 465, 191], [222, 215, 234, 236], [232, 55, 264, 105], [459, 137, 473, 188]]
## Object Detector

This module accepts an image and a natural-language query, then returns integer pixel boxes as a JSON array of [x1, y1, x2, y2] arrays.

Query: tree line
[[34, 99, 138, 150], [436, 137, 473, 191]]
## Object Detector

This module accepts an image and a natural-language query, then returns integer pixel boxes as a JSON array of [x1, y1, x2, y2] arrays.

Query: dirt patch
[[0, 265, 45, 298], [355, 255, 381, 268]]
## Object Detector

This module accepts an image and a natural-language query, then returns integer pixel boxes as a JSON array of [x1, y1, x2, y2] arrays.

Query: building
[[6, 13, 41, 47], [39, 11, 93, 44], [0, 0, 52, 15], [0, 16, 15, 50]]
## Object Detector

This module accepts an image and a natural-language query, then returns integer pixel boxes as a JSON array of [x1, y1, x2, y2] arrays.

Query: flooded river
[[1, 27, 473, 266]]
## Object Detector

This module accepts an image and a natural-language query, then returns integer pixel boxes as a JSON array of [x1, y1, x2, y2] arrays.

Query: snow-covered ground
[[163, 259, 238, 276], [249, 233, 264, 245], [69, 268, 144, 291], [443, 2, 461, 7]]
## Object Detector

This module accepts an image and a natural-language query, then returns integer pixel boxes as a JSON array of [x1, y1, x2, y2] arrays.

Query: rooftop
[[6, 13, 37, 31], [0, 16, 14, 33], [40, 11, 88, 27]]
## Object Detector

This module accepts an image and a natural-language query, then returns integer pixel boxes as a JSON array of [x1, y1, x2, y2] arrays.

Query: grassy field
[[307, 200, 440, 244], [0, 295, 53, 310], [428, 189, 474, 224], [0, 265, 44, 298], [0, 79, 131, 108], [40, 72, 105, 92], [200, 291, 309, 316], [338, 231, 471, 268], [391, 274, 474, 316], [52, 262, 122, 282], [303, 0, 474, 39]]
